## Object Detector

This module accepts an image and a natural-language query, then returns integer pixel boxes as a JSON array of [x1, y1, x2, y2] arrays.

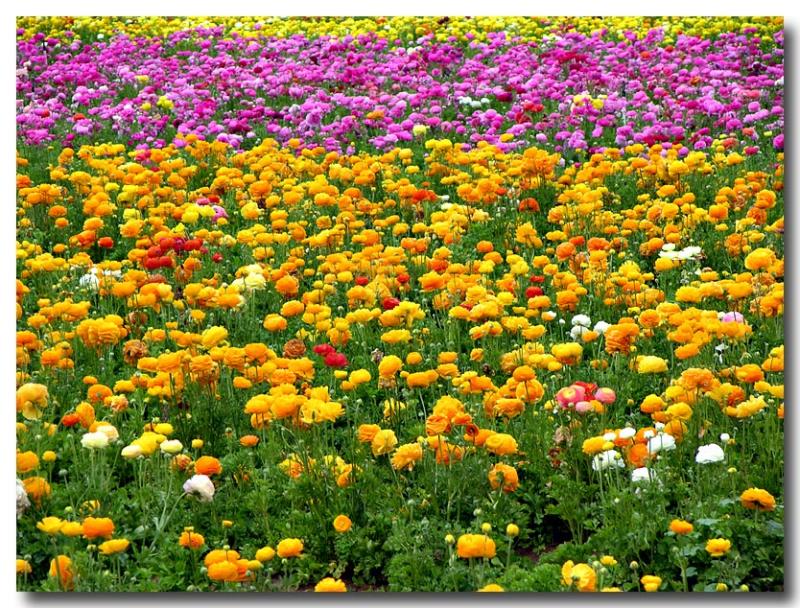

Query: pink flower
[[594, 388, 616, 404]]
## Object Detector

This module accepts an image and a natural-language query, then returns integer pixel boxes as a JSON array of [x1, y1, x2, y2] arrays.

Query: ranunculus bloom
[[81, 431, 109, 450], [695, 443, 725, 464], [391, 443, 424, 471], [592, 450, 625, 472], [333, 515, 352, 533], [484, 433, 518, 456], [636, 356, 668, 374], [371, 429, 398, 456], [276, 538, 304, 558], [16, 383, 49, 420], [255, 546, 275, 562], [183, 474, 215, 502], [456, 534, 496, 559], [740, 488, 777, 511], [477, 583, 505, 592], [194, 456, 222, 476], [631, 467, 657, 483], [561, 560, 597, 592], [179, 530, 205, 549], [49, 555, 74, 590], [705, 538, 732, 557], [641, 575, 662, 592], [488, 463, 519, 492], [669, 519, 694, 535], [99, 538, 130, 555], [315, 577, 347, 592], [82, 516, 115, 539]]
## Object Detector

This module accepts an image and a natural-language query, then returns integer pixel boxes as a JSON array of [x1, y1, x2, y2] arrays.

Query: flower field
[[15, 16, 784, 592]]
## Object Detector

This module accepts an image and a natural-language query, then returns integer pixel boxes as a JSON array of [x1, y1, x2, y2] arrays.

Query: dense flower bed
[[16, 16, 783, 592]]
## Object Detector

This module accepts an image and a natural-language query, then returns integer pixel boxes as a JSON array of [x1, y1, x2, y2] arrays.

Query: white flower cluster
[[78, 267, 123, 291], [658, 243, 702, 261]]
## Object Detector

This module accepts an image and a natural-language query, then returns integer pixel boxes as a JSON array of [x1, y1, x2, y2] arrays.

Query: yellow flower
[[37, 516, 64, 535], [477, 583, 504, 592], [255, 546, 276, 562], [641, 575, 662, 592], [314, 577, 347, 592], [600, 555, 617, 567], [636, 355, 668, 374], [561, 561, 597, 592], [16, 559, 32, 575], [371, 429, 398, 456], [98, 538, 130, 555], [276, 538, 304, 558], [705, 538, 732, 557], [16, 383, 49, 420]]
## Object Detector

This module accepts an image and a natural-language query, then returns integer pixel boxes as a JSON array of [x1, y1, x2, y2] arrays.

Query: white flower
[[160, 439, 184, 455], [121, 444, 143, 459], [602, 431, 617, 442], [631, 467, 657, 483], [571, 314, 591, 327], [593, 321, 610, 334], [16, 479, 31, 517], [79, 271, 100, 291], [570, 325, 589, 340], [654, 422, 666, 431], [720, 433, 731, 444], [183, 474, 215, 502], [94, 423, 119, 443], [618, 427, 636, 440], [591, 450, 624, 472], [695, 443, 725, 464], [647, 433, 676, 454], [81, 431, 109, 450]]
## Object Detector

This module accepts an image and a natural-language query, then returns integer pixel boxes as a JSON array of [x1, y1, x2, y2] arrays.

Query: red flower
[[525, 286, 543, 298], [382, 297, 400, 310], [573, 381, 598, 396], [396, 273, 410, 285], [313, 344, 336, 357], [355, 276, 369, 286], [324, 352, 348, 368]]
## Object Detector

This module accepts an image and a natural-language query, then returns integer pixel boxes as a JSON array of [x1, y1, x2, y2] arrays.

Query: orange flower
[[16, 450, 39, 474], [669, 519, 694, 535], [484, 433, 518, 456], [49, 555, 74, 590], [333, 515, 352, 533], [194, 456, 222, 476], [82, 516, 115, 539], [740, 488, 776, 511], [275, 275, 299, 297], [456, 534, 496, 559], [488, 463, 519, 492], [357, 424, 381, 443], [391, 443, 424, 471], [22, 476, 51, 504], [239, 435, 260, 448], [179, 530, 205, 549], [276, 538, 304, 558]]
